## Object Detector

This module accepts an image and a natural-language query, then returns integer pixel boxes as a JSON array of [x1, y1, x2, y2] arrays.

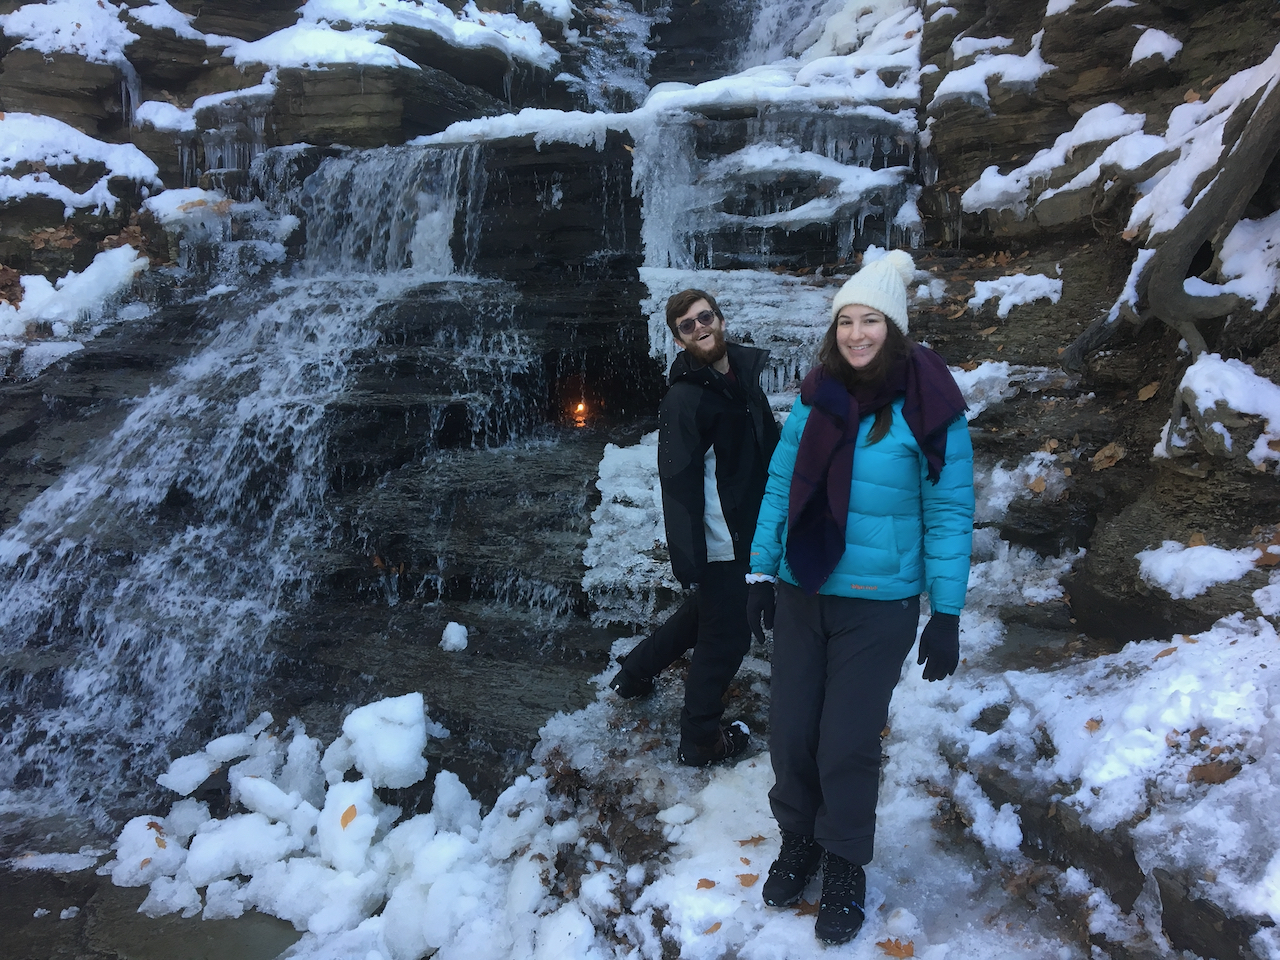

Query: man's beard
[[686, 327, 727, 367]]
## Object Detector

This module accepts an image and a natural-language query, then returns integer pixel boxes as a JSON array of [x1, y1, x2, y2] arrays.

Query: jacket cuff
[[746, 573, 777, 584]]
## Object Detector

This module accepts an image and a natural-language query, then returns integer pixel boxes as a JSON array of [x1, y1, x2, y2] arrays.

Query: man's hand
[[917, 613, 959, 681], [746, 581, 776, 643]]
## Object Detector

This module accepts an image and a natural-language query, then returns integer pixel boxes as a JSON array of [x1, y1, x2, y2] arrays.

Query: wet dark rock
[[268, 63, 508, 147], [0, 50, 126, 138], [167, 0, 301, 42], [648, 0, 755, 85]]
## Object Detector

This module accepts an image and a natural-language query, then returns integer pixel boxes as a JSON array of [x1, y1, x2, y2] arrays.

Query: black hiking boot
[[607, 658, 654, 699], [814, 851, 866, 945], [677, 720, 749, 766], [762, 829, 822, 907]]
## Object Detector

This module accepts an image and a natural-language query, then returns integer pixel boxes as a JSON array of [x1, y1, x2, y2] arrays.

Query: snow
[[0, 113, 162, 216], [961, 103, 1157, 217], [1129, 27, 1182, 66], [441, 621, 469, 651], [217, 22, 419, 71], [127, 0, 203, 41], [0, 246, 150, 339], [1137, 541, 1262, 600], [929, 30, 1052, 109], [1152, 353, 1280, 467], [298, 0, 559, 70], [0, 0, 137, 65], [969, 272, 1062, 318], [1127, 42, 1280, 241]]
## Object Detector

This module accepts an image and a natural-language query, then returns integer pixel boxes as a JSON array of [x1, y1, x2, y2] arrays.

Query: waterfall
[[0, 144, 480, 825]]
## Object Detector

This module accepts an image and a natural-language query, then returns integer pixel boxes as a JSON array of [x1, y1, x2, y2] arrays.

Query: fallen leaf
[[1085, 717, 1103, 733], [737, 873, 760, 887], [978, 325, 998, 336], [740, 857, 751, 865], [1137, 381, 1160, 401], [697, 878, 716, 890], [1188, 532, 1208, 547], [904, 29, 917, 39], [1185, 89, 1201, 103], [1091, 441, 1126, 471], [340, 804, 358, 829], [146, 821, 164, 833], [177, 198, 209, 212], [1154, 647, 1176, 660], [737, 835, 766, 847], [1189, 760, 1242, 784], [1189, 725, 1209, 743], [155, 837, 167, 849], [1166, 729, 1181, 746], [795, 898, 820, 916], [702, 922, 722, 934], [945, 303, 967, 319], [1063, 467, 1072, 477], [1122, 226, 1140, 240], [140, 857, 151, 868], [878, 938, 915, 957], [1027, 476, 1047, 494], [1269, 438, 1280, 452]]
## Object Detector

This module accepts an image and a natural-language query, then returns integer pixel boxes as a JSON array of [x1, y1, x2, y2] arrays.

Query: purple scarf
[[785, 345, 967, 594]]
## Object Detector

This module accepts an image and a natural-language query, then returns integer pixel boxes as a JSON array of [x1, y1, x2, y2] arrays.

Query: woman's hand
[[917, 613, 959, 680]]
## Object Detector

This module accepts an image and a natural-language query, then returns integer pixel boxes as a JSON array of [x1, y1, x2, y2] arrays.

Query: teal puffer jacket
[[749, 396, 975, 614]]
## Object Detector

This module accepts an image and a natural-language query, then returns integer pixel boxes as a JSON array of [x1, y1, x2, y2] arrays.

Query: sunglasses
[[677, 309, 717, 337]]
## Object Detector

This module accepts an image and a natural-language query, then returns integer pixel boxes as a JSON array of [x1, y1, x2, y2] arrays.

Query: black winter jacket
[[658, 342, 780, 587]]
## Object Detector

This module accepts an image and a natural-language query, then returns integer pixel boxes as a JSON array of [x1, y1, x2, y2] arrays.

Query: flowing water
[[0, 144, 502, 829]]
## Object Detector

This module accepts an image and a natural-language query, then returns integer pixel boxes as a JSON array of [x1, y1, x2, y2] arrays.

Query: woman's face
[[835, 304, 889, 370]]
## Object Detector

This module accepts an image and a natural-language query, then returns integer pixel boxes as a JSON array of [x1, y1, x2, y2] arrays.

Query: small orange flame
[[576, 402, 586, 413]]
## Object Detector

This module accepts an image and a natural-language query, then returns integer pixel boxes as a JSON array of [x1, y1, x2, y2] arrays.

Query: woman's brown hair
[[816, 311, 913, 444]]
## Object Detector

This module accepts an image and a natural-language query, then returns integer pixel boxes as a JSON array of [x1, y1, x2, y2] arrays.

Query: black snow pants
[[768, 582, 919, 865], [621, 558, 750, 745]]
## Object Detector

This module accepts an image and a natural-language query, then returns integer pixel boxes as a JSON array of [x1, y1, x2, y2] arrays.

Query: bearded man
[[609, 288, 780, 766]]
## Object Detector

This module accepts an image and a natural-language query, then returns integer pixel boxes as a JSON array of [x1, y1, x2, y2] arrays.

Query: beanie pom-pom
[[879, 249, 915, 285]]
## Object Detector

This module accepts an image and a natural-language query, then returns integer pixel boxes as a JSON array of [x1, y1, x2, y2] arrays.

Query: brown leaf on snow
[[1166, 729, 1181, 746], [1154, 647, 1177, 661], [1091, 442, 1126, 470], [140, 857, 151, 868], [697, 878, 716, 890], [1189, 760, 1242, 784], [155, 837, 167, 849], [340, 804, 358, 829], [739, 857, 751, 865], [737, 835, 766, 847], [737, 873, 760, 887], [146, 821, 164, 833], [1188, 532, 1208, 547], [1085, 718, 1103, 733], [1185, 89, 1202, 103], [795, 898, 820, 916], [878, 938, 916, 957], [702, 922, 722, 934], [1138, 381, 1160, 401], [1027, 476, 1047, 494]]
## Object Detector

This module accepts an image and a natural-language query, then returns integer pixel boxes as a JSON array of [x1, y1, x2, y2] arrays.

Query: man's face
[[674, 298, 727, 366]]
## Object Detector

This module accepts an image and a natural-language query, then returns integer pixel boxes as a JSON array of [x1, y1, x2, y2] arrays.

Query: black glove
[[917, 613, 960, 681], [746, 581, 776, 644]]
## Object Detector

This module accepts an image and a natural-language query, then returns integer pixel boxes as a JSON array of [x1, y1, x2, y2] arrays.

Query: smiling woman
[[747, 248, 975, 946]]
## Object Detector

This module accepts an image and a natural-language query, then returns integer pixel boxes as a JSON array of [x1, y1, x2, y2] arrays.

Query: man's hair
[[665, 288, 723, 338]]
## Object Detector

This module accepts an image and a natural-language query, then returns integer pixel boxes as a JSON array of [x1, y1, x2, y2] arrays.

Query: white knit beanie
[[829, 249, 916, 335]]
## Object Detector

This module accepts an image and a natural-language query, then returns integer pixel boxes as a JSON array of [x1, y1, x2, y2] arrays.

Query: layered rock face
[[5, 0, 1280, 955]]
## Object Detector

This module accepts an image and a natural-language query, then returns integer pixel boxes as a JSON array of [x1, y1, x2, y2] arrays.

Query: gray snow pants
[[768, 582, 919, 866]]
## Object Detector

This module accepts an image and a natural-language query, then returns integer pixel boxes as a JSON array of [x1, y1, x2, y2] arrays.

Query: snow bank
[[929, 29, 1052, 109], [0, 246, 149, 340], [969, 273, 1062, 319], [1137, 541, 1262, 600], [0, 0, 137, 64], [218, 22, 418, 70], [0, 113, 161, 215], [1153, 353, 1280, 467]]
